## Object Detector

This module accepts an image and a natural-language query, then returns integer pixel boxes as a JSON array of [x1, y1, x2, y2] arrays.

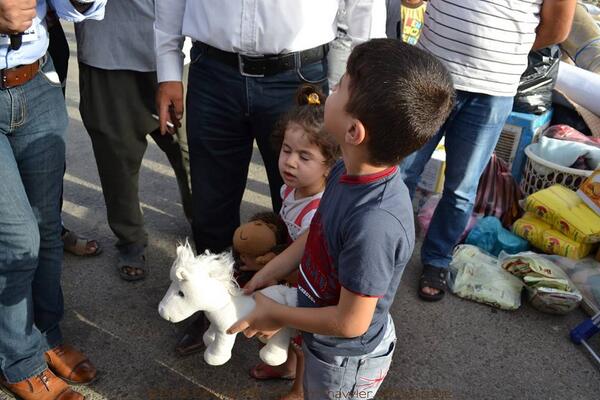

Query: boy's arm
[[242, 231, 308, 293], [228, 287, 378, 338], [532, 0, 577, 50]]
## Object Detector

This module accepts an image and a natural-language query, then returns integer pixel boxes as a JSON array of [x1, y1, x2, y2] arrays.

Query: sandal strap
[[420, 266, 448, 291]]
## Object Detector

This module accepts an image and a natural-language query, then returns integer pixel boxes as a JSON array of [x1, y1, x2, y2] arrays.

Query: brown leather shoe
[[44, 345, 96, 385], [0, 368, 84, 400], [175, 314, 209, 357]]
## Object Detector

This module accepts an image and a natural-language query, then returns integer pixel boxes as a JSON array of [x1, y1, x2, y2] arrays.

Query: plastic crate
[[495, 109, 553, 183]]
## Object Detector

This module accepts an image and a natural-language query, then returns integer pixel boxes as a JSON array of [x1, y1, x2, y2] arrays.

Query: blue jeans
[[303, 314, 396, 400], [186, 43, 328, 252], [401, 90, 513, 269], [0, 57, 68, 382]]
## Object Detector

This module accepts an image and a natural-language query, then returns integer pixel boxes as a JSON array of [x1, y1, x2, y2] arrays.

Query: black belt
[[194, 42, 329, 77]]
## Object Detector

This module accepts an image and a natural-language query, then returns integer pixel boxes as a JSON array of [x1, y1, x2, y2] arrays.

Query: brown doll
[[232, 212, 288, 286]]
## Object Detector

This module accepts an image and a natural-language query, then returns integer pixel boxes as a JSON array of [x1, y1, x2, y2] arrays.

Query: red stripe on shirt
[[339, 166, 397, 184]]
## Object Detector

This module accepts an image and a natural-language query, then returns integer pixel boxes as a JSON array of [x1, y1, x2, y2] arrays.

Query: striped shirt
[[418, 0, 543, 97]]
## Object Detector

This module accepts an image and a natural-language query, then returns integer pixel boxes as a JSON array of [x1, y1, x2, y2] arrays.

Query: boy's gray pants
[[303, 314, 397, 400]]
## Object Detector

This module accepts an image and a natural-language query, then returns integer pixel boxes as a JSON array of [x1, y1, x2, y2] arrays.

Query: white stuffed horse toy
[[158, 242, 297, 366]]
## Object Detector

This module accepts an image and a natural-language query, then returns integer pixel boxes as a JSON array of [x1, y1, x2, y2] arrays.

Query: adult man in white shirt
[[154, 0, 384, 357], [155, 1, 384, 254]]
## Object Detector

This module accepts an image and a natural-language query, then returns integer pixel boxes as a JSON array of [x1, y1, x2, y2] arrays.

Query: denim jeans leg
[[250, 59, 329, 213], [0, 57, 67, 382], [421, 91, 513, 269], [187, 52, 253, 253]]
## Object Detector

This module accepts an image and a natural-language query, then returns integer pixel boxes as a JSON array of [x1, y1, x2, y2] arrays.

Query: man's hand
[[0, 0, 36, 35], [227, 293, 283, 339], [156, 81, 184, 135]]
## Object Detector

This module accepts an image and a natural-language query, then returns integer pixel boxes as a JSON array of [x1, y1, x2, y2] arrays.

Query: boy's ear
[[345, 119, 367, 147]]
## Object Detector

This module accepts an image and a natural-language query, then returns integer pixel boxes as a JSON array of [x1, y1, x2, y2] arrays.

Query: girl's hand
[[243, 269, 274, 294], [227, 293, 283, 339]]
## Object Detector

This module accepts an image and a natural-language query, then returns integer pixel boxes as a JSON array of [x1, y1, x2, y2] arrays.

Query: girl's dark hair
[[272, 85, 340, 168]]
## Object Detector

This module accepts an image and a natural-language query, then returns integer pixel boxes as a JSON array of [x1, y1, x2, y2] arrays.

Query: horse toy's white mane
[[178, 241, 241, 296], [159, 242, 296, 366]]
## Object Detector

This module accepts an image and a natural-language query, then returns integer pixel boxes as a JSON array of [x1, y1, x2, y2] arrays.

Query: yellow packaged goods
[[524, 184, 600, 243], [513, 213, 594, 260], [578, 169, 600, 216], [512, 212, 549, 244], [542, 230, 593, 260]]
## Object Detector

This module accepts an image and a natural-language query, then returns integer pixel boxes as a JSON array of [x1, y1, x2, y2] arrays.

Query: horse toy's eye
[[178, 291, 185, 298]]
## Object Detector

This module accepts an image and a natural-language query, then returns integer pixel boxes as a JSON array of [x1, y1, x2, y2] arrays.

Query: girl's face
[[278, 122, 329, 199]]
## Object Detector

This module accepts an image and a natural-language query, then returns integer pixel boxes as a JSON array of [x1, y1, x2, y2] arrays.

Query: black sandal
[[418, 265, 448, 302]]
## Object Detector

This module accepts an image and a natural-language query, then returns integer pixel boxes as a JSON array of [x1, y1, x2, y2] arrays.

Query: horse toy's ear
[[175, 267, 188, 281]]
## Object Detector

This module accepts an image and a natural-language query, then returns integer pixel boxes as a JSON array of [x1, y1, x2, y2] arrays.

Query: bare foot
[[249, 362, 295, 380], [421, 286, 441, 296]]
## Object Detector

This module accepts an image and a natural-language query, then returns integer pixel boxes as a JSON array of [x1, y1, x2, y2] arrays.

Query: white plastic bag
[[449, 245, 524, 310]]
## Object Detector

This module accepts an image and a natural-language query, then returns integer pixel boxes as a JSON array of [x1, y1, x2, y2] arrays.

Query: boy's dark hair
[[345, 39, 455, 166], [272, 85, 341, 168]]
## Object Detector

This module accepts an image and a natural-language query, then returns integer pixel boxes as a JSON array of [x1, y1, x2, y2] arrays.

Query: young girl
[[249, 85, 340, 400]]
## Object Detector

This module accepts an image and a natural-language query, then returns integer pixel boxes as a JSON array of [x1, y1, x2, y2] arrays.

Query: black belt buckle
[[238, 54, 266, 78]]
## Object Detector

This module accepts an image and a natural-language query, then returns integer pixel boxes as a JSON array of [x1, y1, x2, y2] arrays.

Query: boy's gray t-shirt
[[297, 160, 415, 357]]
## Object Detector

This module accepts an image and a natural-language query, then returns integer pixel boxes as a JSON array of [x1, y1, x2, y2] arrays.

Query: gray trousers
[[303, 314, 397, 400], [78, 63, 192, 256]]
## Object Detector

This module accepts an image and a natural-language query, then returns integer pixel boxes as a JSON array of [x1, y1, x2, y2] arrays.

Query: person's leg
[[400, 92, 468, 198], [420, 92, 513, 294], [79, 64, 153, 278], [149, 128, 193, 220], [186, 48, 253, 253], [0, 113, 47, 385], [0, 57, 66, 383], [251, 58, 329, 213]]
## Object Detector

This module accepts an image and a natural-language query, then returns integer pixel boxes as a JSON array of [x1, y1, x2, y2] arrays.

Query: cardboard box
[[494, 109, 553, 183], [577, 169, 600, 216], [417, 143, 445, 193]]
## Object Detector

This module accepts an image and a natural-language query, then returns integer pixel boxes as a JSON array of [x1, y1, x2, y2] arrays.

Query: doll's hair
[[249, 212, 288, 246], [272, 85, 340, 168]]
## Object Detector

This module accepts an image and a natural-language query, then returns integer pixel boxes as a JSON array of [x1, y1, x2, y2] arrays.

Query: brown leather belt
[[1, 59, 42, 89]]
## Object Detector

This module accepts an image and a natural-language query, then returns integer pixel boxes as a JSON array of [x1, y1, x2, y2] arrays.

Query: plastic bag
[[547, 256, 600, 316], [513, 46, 561, 115], [499, 251, 583, 314], [465, 216, 529, 256], [449, 245, 524, 310]]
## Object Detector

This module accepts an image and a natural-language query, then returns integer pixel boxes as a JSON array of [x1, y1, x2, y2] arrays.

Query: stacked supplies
[[513, 184, 600, 259], [501, 252, 582, 314]]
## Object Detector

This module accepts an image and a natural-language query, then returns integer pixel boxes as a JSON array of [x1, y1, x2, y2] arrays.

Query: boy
[[228, 39, 454, 400], [385, 0, 427, 44]]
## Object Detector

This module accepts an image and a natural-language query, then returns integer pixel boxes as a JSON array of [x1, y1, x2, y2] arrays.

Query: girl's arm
[[243, 231, 308, 293]]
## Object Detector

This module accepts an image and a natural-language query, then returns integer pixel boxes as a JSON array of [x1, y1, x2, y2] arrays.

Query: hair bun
[[296, 84, 325, 107]]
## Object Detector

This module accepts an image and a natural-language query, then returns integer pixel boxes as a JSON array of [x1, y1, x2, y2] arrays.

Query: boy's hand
[[227, 293, 283, 339]]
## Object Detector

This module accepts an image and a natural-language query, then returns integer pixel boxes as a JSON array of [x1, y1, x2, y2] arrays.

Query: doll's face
[[233, 220, 277, 257]]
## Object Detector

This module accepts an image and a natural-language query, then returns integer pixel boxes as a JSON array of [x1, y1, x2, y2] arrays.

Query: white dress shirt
[[154, 0, 386, 82]]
